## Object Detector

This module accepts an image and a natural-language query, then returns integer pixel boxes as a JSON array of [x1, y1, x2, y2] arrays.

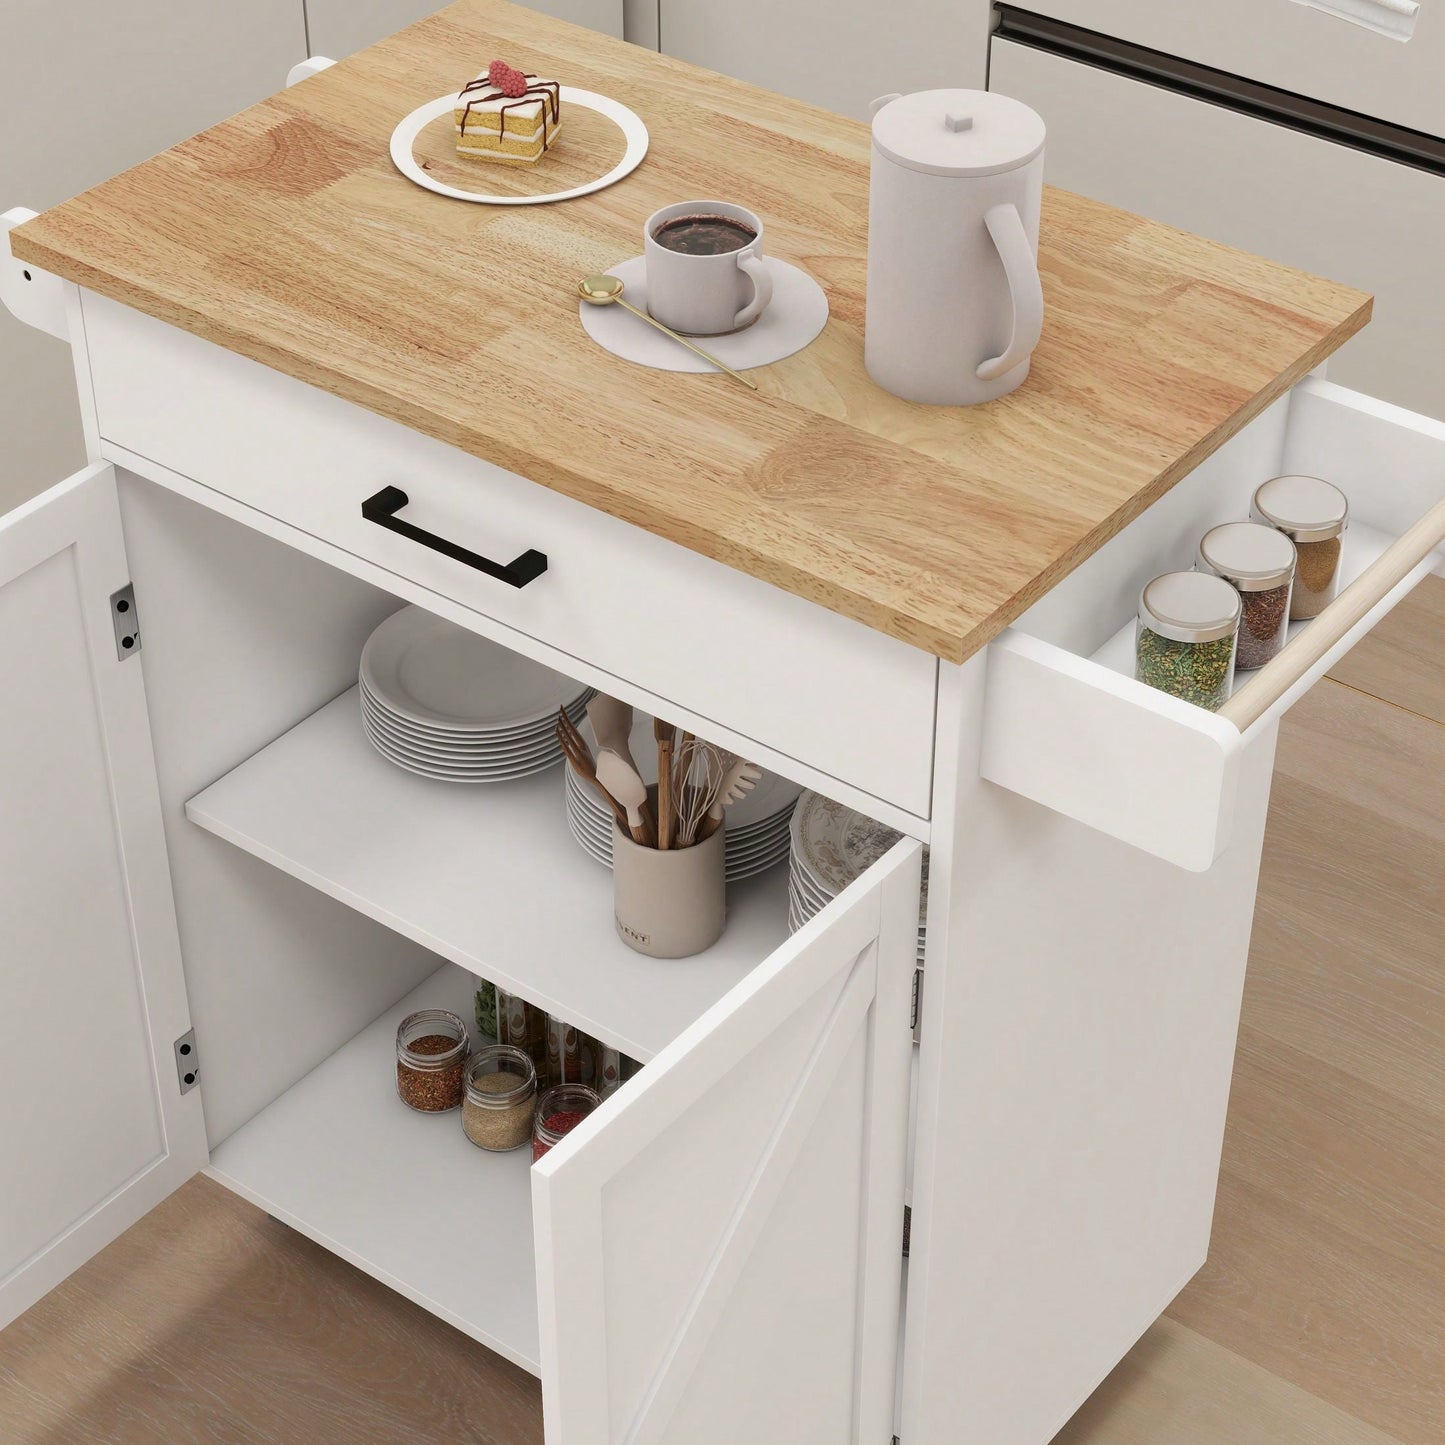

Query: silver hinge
[[110, 583, 141, 659], [174, 1029, 199, 1093]]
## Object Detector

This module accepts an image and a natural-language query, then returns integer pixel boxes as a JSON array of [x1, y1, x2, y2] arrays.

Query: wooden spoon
[[596, 747, 653, 846]]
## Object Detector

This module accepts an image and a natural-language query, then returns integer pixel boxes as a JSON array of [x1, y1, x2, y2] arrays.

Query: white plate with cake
[[389, 60, 648, 206]]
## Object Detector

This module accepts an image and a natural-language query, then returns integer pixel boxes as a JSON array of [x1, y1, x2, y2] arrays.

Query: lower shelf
[[186, 689, 791, 1062], [208, 962, 543, 1376]]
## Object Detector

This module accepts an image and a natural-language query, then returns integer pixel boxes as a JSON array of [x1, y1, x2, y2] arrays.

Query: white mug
[[643, 200, 774, 336]]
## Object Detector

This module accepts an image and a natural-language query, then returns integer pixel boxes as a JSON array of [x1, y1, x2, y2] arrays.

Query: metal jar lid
[[1138, 571, 1241, 644], [1197, 522, 1297, 592], [1250, 474, 1350, 543]]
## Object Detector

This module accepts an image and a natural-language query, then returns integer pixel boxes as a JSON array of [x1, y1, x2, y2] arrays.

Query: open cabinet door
[[533, 839, 922, 1445], [0, 463, 206, 1328]]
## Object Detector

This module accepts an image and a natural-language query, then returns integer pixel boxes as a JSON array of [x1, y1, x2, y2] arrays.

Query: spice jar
[[496, 988, 548, 1084], [462, 1045, 537, 1151], [396, 1008, 469, 1113], [1196, 522, 1297, 670], [532, 1083, 601, 1162], [473, 977, 499, 1045], [1251, 475, 1350, 620], [1135, 571, 1241, 710], [545, 1017, 596, 1089]]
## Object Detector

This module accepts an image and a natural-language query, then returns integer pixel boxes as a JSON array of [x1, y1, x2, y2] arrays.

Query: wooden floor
[[1, 582, 1441, 1444]]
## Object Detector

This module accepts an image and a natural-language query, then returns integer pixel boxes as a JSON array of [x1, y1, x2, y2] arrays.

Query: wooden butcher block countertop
[[12, 0, 1371, 661]]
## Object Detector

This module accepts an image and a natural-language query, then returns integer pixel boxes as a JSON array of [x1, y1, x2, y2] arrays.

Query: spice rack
[[981, 378, 1445, 870]]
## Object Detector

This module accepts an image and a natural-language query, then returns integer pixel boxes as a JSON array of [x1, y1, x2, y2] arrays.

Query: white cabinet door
[[0, 464, 205, 1328], [306, 0, 624, 58], [990, 39, 1445, 419], [533, 840, 921, 1444], [660, 0, 988, 120]]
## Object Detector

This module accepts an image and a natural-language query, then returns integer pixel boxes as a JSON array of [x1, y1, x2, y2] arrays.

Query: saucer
[[578, 254, 829, 373]]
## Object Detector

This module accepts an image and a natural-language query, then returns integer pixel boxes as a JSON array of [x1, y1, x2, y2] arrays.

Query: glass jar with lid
[[1197, 522, 1297, 670], [1250, 475, 1350, 620], [532, 1083, 601, 1162], [395, 1008, 469, 1113], [1135, 571, 1241, 710], [462, 1045, 537, 1151]]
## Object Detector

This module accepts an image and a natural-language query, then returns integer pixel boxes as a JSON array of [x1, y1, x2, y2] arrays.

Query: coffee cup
[[643, 200, 774, 336]]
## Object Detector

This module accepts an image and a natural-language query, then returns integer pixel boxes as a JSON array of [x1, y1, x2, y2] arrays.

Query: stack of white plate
[[788, 790, 928, 963], [360, 606, 591, 782], [565, 712, 800, 882]]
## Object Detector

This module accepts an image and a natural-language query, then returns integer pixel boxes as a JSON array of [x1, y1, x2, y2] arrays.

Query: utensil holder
[[612, 817, 726, 958]]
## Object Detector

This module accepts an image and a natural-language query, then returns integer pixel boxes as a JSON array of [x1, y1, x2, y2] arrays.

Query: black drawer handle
[[361, 486, 547, 588]]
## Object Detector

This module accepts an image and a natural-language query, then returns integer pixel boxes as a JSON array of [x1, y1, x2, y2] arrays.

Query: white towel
[[1289, 0, 1420, 42]]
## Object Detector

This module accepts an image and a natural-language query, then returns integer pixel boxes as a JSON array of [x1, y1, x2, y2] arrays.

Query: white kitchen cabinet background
[[0, 0, 307, 514], [306, 0, 622, 56], [654, 0, 989, 119]]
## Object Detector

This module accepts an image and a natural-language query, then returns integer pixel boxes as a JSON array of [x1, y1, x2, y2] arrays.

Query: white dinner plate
[[362, 694, 572, 764], [362, 607, 587, 732], [361, 675, 590, 745]]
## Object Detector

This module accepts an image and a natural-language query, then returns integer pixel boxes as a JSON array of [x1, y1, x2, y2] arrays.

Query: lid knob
[[944, 111, 974, 132]]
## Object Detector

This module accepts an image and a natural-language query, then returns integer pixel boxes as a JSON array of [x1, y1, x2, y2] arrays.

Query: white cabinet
[[990, 39, 1445, 418], [0, 453, 921, 1443], [306, 0, 624, 57], [1007, 0, 1445, 138], [658, 0, 989, 120]]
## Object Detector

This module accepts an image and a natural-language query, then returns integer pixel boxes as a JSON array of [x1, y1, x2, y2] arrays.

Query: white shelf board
[[208, 964, 542, 1374], [186, 689, 791, 1061], [1090, 521, 1396, 681]]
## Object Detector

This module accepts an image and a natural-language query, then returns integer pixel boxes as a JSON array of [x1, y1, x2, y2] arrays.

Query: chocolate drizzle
[[457, 72, 561, 151]]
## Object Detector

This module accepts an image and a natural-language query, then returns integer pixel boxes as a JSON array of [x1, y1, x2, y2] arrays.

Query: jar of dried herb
[[1251, 475, 1349, 620], [1197, 522, 1296, 670], [462, 1045, 537, 1151], [395, 1008, 469, 1113], [1135, 571, 1240, 710], [532, 1084, 601, 1162]]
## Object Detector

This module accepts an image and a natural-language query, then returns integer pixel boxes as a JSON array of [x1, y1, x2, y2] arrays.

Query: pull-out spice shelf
[[983, 378, 1445, 870]]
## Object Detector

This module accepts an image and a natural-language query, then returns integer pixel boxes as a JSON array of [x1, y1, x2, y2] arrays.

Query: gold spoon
[[577, 274, 759, 392]]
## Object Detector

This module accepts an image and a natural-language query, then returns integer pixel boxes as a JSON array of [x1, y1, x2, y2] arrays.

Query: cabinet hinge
[[911, 967, 923, 1041], [173, 1029, 199, 1093], [110, 583, 141, 659]]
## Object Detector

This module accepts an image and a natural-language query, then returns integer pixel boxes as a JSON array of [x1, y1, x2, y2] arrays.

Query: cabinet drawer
[[982, 377, 1445, 870], [81, 294, 938, 822], [991, 39, 1445, 418], [1003, 0, 1445, 138]]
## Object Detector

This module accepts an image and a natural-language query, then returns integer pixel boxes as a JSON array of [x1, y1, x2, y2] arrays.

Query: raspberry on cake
[[454, 62, 562, 165]]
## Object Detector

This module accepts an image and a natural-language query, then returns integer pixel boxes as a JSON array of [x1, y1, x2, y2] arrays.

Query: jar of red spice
[[532, 1083, 601, 1162], [395, 1008, 469, 1113]]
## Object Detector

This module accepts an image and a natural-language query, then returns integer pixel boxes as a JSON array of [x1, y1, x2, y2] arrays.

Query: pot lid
[[870, 89, 1046, 177]]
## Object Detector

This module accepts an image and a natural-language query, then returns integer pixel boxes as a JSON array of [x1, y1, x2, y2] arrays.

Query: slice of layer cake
[[455, 61, 562, 166]]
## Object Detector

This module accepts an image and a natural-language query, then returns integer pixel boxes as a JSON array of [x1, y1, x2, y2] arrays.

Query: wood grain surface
[[1329, 574, 1445, 727], [9, 0, 1371, 660], [0, 585, 1438, 1443]]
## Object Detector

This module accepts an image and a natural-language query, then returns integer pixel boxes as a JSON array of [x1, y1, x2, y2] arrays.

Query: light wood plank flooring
[[2, 581, 1441, 1444]]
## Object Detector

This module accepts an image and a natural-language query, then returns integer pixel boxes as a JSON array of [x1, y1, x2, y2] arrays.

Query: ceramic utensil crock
[[865, 89, 1046, 406], [612, 796, 726, 959], [644, 200, 774, 336]]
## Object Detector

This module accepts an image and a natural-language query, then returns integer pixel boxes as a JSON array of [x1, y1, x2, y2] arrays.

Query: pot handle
[[976, 202, 1043, 381]]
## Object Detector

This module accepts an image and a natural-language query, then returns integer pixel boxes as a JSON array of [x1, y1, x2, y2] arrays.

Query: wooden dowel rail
[[1219, 497, 1445, 730]]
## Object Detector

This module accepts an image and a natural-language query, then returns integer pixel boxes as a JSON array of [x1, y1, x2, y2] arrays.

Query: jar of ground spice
[[1251, 475, 1350, 620], [1196, 522, 1297, 670], [462, 1045, 537, 1151], [531, 1083, 601, 1162], [395, 1008, 469, 1113], [1135, 571, 1241, 710]]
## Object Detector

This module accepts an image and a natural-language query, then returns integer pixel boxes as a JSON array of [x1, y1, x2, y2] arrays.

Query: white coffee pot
[[865, 89, 1046, 406]]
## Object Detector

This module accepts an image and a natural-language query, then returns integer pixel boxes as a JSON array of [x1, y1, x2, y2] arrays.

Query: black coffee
[[653, 214, 757, 256]]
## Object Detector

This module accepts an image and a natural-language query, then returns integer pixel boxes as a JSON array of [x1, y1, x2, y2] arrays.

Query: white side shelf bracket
[[2, 208, 68, 341], [286, 56, 337, 88]]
